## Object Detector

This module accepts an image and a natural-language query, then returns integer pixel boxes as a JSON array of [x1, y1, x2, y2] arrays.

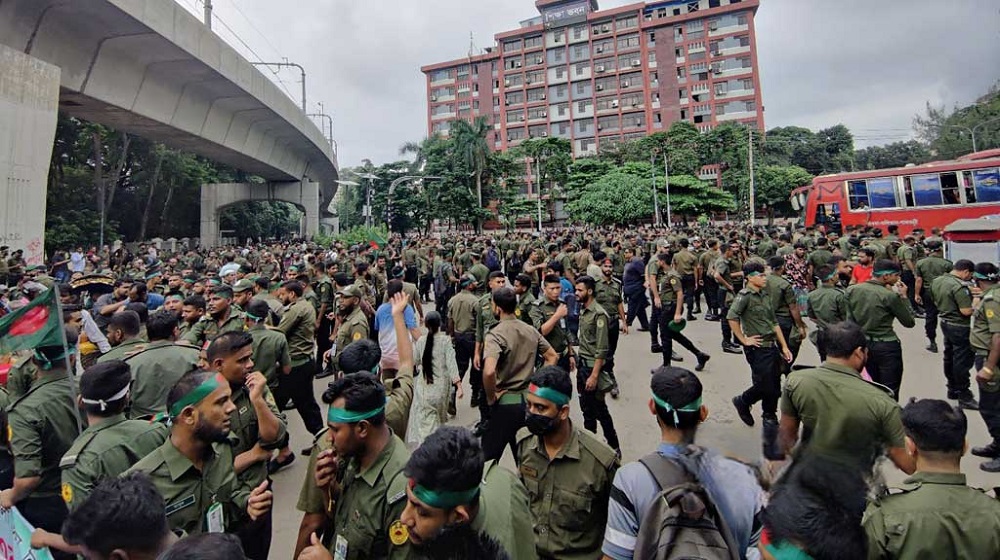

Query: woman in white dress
[[406, 311, 462, 446]]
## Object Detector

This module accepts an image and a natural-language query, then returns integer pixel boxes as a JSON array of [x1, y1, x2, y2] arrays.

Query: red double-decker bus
[[790, 149, 1000, 235]]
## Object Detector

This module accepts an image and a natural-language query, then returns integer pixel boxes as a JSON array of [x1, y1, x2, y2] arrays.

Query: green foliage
[[755, 165, 814, 220], [854, 141, 932, 170], [218, 201, 302, 241], [914, 82, 1000, 159], [565, 158, 616, 198], [567, 171, 654, 225], [335, 225, 389, 247], [761, 125, 854, 175]]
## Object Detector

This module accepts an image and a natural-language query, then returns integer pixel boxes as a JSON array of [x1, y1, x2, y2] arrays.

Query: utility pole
[[650, 153, 661, 226], [251, 61, 307, 112], [664, 153, 672, 228], [748, 127, 756, 226], [203, 0, 213, 29]]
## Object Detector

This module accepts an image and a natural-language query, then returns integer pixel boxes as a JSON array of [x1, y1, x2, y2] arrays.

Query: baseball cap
[[337, 284, 363, 299], [232, 279, 254, 293]]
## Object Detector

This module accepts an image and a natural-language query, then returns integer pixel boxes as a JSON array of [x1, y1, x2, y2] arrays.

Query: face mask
[[525, 412, 560, 436]]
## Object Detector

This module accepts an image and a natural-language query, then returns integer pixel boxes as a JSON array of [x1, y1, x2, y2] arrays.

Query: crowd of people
[[0, 219, 999, 559]]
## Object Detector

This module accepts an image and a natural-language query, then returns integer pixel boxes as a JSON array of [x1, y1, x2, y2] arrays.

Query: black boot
[[972, 440, 1000, 458], [762, 417, 784, 461], [695, 353, 711, 372]]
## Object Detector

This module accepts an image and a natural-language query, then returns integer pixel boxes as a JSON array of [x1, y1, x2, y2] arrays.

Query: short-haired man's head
[[650, 366, 703, 430], [62, 473, 171, 558], [514, 273, 532, 290], [109, 310, 141, 338], [147, 310, 179, 341], [530, 365, 573, 402], [338, 339, 382, 374], [387, 279, 404, 299], [245, 299, 270, 322], [742, 260, 765, 279], [815, 264, 836, 283], [491, 286, 517, 314], [166, 369, 216, 418], [405, 426, 483, 507], [206, 330, 253, 363], [322, 372, 387, 427], [543, 274, 561, 287], [282, 280, 304, 298], [182, 294, 206, 311], [157, 533, 246, 560], [820, 321, 867, 360], [767, 255, 785, 271], [574, 275, 596, 293], [79, 360, 132, 416], [953, 259, 975, 273], [901, 398, 966, 458]]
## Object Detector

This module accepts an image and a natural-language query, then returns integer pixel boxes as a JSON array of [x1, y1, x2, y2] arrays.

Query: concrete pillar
[[0, 45, 59, 265], [201, 181, 321, 247]]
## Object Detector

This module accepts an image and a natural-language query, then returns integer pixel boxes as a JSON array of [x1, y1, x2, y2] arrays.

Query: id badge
[[334, 534, 349, 560], [206, 502, 225, 533]]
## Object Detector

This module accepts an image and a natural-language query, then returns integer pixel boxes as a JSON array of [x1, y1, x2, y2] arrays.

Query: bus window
[[973, 168, 1000, 203], [940, 173, 961, 204], [903, 176, 914, 206], [867, 177, 897, 208], [911, 173, 943, 206], [963, 171, 977, 203], [848, 180, 869, 210]]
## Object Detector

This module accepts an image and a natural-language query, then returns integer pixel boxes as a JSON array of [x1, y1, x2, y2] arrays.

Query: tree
[[565, 158, 616, 198], [513, 137, 572, 225], [450, 117, 492, 232], [567, 171, 654, 225], [755, 165, 814, 224], [914, 82, 1000, 159], [854, 141, 932, 170]]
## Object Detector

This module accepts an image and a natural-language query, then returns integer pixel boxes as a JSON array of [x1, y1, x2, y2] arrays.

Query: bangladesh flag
[[0, 288, 63, 354], [368, 230, 387, 250]]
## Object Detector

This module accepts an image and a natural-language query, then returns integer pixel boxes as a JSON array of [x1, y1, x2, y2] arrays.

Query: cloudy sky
[[178, 0, 999, 168]]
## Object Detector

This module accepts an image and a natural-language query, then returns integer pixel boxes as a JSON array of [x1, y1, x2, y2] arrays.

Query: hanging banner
[[0, 507, 55, 559]]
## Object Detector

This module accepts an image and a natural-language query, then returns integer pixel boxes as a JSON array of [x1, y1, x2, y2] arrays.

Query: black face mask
[[525, 412, 560, 436]]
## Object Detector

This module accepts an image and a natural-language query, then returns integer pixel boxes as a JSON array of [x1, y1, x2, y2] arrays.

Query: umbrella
[[69, 274, 115, 295]]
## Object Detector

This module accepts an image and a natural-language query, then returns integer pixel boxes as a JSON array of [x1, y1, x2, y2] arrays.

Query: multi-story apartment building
[[421, 0, 763, 161]]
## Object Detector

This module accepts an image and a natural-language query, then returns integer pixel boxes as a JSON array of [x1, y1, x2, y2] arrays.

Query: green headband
[[873, 269, 898, 276], [169, 374, 224, 418], [528, 383, 570, 407], [765, 541, 814, 560], [652, 393, 703, 425], [410, 479, 481, 510], [33, 347, 74, 370], [974, 272, 999, 281], [327, 404, 385, 423], [745, 271, 763, 277], [245, 312, 263, 321]]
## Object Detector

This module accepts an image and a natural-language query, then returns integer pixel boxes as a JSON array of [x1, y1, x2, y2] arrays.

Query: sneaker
[[732, 395, 754, 427], [723, 343, 743, 355], [470, 393, 480, 408], [980, 457, 1000, 473], [671, 351, 683, 362], [704, 313, 720, 322], [695, 353, 711, 372], [686, 314, 698, 322], [957, 393, 980, 410], [972, 441, 1000, 458], [267, 452, 296, 475], [637, 327, 649, 332], [651, 344, 663, 353], [926, 341, 938, 353]]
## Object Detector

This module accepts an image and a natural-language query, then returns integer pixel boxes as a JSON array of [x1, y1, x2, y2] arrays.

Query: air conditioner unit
[[504, 80, 511, 87], [622, 81, 631, 88], [536, 57, 543, 64], [540, 94, 546, 100], [602, 24, 610, 32], [430, 96, 437, 102], [596, 46, 604, 53], [633, 102, 640, 107], [709, 22, 719, 31], [505, 100, 511, 105], [540, 111, 547, 117], [541, 132, 548, 137], [525, 79, 532, 84], [520, 116, 526, 121], [596, 65, 606, 73], [514, 60, 522, 67], [598, 125, 604, 131], [632, 60, 642, 67], [596, 84, 604, 91], [611, 100, 619, 108], [713, 66, 723, 74]]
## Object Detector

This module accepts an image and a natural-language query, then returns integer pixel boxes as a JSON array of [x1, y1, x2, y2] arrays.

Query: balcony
[[679, 97, 689, 105], [709, 23, 749, 37], [715, 87, 754, 99], [715, 45, 751, 57], [717, 110, 756, 122], [431, 111, 456, 121], [717, 66, 753, 78], [430, 76, 455, 86]]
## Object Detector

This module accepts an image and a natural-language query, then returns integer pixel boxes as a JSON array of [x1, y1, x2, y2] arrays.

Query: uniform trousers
[[649, 301, 662, 347], [275, 358, 324, 435], [681, 274, 696, 315], [976, 356, 1000, 442], [718, 289, 735, 344], [21, 496, 73, 560], [740, 345, 781, 419], [481, 396, 525, 462], [776, 316, 801, 374], [577, 359, 620, 451], [901, 270, 919, 312], [453, 332, 483, 401], [236, 501, 273, 560], [659, 302, 702, 367], [604, 319, 621, 377], [867, 340, 904, 401], [316, 317, 334, 365], [922, 288, 939, 342], [941, 323, 974, 397], [703, 277, 720, 314]]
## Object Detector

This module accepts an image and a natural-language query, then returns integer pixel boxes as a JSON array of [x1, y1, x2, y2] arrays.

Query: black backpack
[[485, 247, 501, 272], [634, 448, 740, 560]]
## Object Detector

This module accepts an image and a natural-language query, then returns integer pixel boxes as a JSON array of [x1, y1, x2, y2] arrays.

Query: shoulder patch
[[352, 331, 363, 341], [389, 520, 409, 546], [61, 483, 73, 504]]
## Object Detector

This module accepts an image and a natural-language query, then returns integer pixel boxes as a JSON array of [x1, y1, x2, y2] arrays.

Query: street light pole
[[203, 0, 213, 29], [650, 153, 661, 227], [664, 154, 672, 228], [386, 176, 443, 232], [251, 61, 307, 112], [356, 173, 379, 229]]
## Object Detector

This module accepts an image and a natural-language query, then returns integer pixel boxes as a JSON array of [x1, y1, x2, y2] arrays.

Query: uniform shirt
[[484, 317, 553, 392], [658, 271, 682, 304], [475, 293, 500, 344], [468, 460, 539, 560], [182, 309, 246, 348], [671, 250, 697, 276], [516, 424, 619, 559], [277, 298, 318, 365], [126, 439, 251, 535], [807, 285, 847, 330], [228, 384, 287, 488], [122, 341, 201, 420], [846, 280, 915, 341], [698, 250, 720, 281], [96, 338, 148, 364], [603, 444, 763, 560], [315, 276, 334, 310], [896, 244, 916, 266], [863, 472, 1000, 560], [60, 414, 168, 510], [530, 298, 570, 355], [915, 256, 953, 291], [517, 290, 537, 325], [645, 258, 664, 294], [6, 357, 37, 399], [781, 362, 905, 471], [469, 263, 490, 295], [595, 278, 622, 323], [727, 288, 778, 343], [807, 249, 833, 272], [330, 434, 410, 560], [7, 371, 81, 498], [930, 274, 973, 327], [765, 274, 796, 319], [447, 290, 479, 334], [577, 302, 610, 362], [970, 284, 1000, 354], [248, 324, 291, 389]]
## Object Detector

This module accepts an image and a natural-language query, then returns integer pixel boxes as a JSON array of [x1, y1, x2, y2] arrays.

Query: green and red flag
[[367, 230, 387, 250], [0, 288, 63, 354]]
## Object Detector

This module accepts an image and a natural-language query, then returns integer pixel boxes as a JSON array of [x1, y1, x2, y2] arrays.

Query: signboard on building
[[542, 0, 591, 28]]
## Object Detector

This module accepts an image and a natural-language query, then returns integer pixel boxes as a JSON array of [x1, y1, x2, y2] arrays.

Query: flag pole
[[51, 284, 83, 432]]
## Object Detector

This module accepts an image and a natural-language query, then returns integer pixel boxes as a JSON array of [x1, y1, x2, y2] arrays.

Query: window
[[524, 35, 543, 49], [503, 40, 522, 53], [618, 34, 640, 49], [738, 14, 748, 25], [649, 51, 657, 63], [848, 178, 898, 210], [848, 181, 871, 209], [649, 32, 656, 44], [908, 174, 943, 207], [573, 25, 586, 40], [972, 168, 1000, 202], [941, 172, 962, 205]]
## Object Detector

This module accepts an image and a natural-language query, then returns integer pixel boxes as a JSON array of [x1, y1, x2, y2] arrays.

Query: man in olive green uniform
[[806, 264, 848, 362], [473, 272, 507, 419], [779, 321, 914, 476], [245, 300, 291, 392], [251, 277, 284, 324], [728, 261, 793, 460], [655, 254, 710, 370], [914, 240, 952, 353], [181, 285, 246, 348], [232, 278, 254, 313], [574, 275, 621, 456], [596, 260, 626, 396], [530, 274, 573, 373], [60, 360, 168, 511], [329, 284, 369, 375], [273, 280, 324, 443], [897, 235, 922, 316], [314, 263, 336, 366], [517, 366, 619, 559], [766, 256, 807, 373], [863, 399, 1000, 559], [1, 343, 81, 542], [468, 254, 490, 297], [714, 241, 745, 352], [122, 310, 201, 419], [206, 331, 287, 559], [513, 273, 537, 325], [97, 310, 147, 364], [931, 259, 977, 409], [482, 287, 558, 462], [969, 263, 1000, 471], [449, 276, 481, 407], [126, 369, 272, 536], [806, 238, 834, 287], [645, 239, 669, 353], [846, 260, 915, 400], [671, 238, 699, 321], [700, 239, 722, 320]]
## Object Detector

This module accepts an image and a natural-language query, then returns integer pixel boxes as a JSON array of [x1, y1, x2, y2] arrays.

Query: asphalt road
[[266, 307, 997, 558]]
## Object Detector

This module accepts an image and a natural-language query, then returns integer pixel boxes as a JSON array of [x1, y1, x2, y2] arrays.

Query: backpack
[[634, 449, 740, 560], [434, 262, 451, 296], [485, 248, 501, 272]]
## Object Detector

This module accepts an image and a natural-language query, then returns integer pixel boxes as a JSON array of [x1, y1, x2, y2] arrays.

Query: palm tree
[[450, 117, 491, 232]]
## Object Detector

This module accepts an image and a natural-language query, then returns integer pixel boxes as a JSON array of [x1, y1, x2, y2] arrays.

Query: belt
[[497, 390, 526, 405], [867, 336, 899, 343]]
